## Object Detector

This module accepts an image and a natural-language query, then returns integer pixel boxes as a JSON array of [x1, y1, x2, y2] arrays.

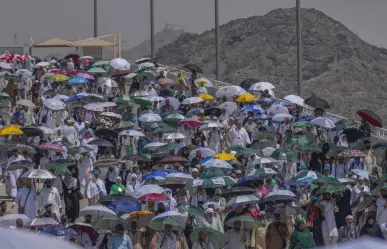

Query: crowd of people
[[0, 52, 386, 249]]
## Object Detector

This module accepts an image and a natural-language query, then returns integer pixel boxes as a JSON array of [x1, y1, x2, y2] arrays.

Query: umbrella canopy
[[318, 183, 348, 194], [218, 101, 238, 115], [87, 139, 114, 147], [0, 125, 23, 136], [107, 200, 141, 214], [226, 195, 259, 208], [110, 58, 130, 71], [48, 74, 68, 82], [274, 205, 306, 216], [21, 127, 43, 137], [129, 184, 165, 199], [190, 227, 225, 248], [7, 160, 33, 171], [312, 117, 336, 129], [83, 103, 104, 112], [351, 169, 370, 180], [68, 76, 88, 84], [225, 215, 263, 229], [26, 218, 59, 228], [123, 211, 154, 229], [0, 214, 30, 227], [272, 113, 293, 123], [16, 99, 35, 108], [295, 170, 322, 180], [22, 169, 56, 180], [266, 104, 289, 116], [284, 94, 305, 106], [248, 168, 277, 177], [188, 148, 215, 161], [213, 153, 236, 161], [338, 149, 365, 158], [261, 190, 297, 203], [220, 186, 256, 198], [149, 211, 187, 230], [92, 215, 129, 230], [87, 67, 106, 74], [193, 176, 235, 188], [357, 109, 382, 128], [296, 144, 322, 153], [98, 77, 118, 88], [176, 204, 206, 217], [139, 193, 169, 201], [270, 148, 298, 160], [43, 98, 66, 110], [304, 93, 331, 109], [39, 143, 65, 152], [181, 97, 203, 105], [160, 156, 189, 164], [236, 93, 256, 103], [67, 146, 93, 155], [100, 112, 122, 119], [138, 113, 162, 122], [249, 82, 275, 91], [202, 159, 233, 170]]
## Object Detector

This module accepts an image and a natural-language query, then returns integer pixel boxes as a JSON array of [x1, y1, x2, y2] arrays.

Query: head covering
[[214, 188, 222, 195], [191, 168, 199, 173], [236, 170, 242, 174], [130, 174, 137, 179], [92, 170, 99, 175], [359, 177, 364, 181], [116, 176, 122, 181], [298, 164, 307, 170], [323, 164, 330, 170], [346, 215, 354, 220], [205, 208, 214, 214], [44, 203, 53, 209], [351, 175, 358, 180]]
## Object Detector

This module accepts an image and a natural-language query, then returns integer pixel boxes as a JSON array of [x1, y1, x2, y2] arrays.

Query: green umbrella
[[164, 114, 185, 124], [202, 168, 229, 178], [112, 121, 135, 130], [312, 176, 341, 185], [296, 144, 322, 153], [149, 217, 183, 231], [45, 160, 74, 169], [132, 97, 152, 107], [373, 182, 387, 196], [225, 145, 256, 156], [87, 67, 106, 74], [91, 215, 129, 230], [328, 146, 350, 153], [295, 170, 323, 180], [291, 121, 314, 128], [45, 164, 71, 175], [318, 183, 347, 194], [225, 215, 263, 229], [135, 67, 154, 74], [176, 204, 206, 217], [115, 96, 133, 103], [254, 131, 276, 140], [190, 227, 226, 249], [192, 177, 234, 188], [92, 61, 110, 68], [334, 119, 356, 130], [285, 134, 310, 145], [270, 148, 297, 160], [67, 146, 93, 155], [251, 140, 277, 150], [153, 125, 175, 134], [249, 168, 278, 176]]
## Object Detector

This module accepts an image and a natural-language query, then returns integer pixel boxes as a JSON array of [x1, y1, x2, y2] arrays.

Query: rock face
[[122, 23, 184, 60], [156, 8, 387, 122]]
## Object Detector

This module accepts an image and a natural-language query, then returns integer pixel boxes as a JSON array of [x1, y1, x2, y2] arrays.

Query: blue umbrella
[[68, 77, 89, 84], [200, 156, 213, 164], [39, 226, 77, 238], [284, 180, 309, 187], [295, 115, 315, 121], [108, 200, 141, 214], [236, 176, 262, 186], [242, 105, 264, 114], [142, 172, 168, 182], [159, 168, 179, 174]]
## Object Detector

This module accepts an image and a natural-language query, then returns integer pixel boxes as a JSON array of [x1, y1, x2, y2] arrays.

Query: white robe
[[157, 232, 177, 249], [76, 231, 96, 249], [126, 181, 141, 195], [321, 200, 338, 245], [224, 229, 250, 249], [13, 187, 37, 219], [6, 155, 25, 197], [87, 178, 106, 200], [37, 186, 62, 219], [79, 155, 93, 196], [207, 131, 222, 154], [231, 128, 251, 146]]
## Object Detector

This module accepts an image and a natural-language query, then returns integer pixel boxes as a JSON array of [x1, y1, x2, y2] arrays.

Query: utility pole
[[13, 33, 18, 45], [94, 0, 98, 37], [215, 0, 220, 80], [150, 0, 155, 59], [296, 0, 303, 96]]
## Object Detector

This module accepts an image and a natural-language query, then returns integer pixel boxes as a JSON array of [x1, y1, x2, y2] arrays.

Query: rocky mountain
[[156, 8, 387, 123], [122, 23, 184, 60]]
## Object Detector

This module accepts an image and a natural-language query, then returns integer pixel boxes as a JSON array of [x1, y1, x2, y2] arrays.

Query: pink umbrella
[[11, 54, 23, 62], [22, 54, 33, 61], [49, 69, 79, 76], [39, 143, 65, 152], [158, 78, 174, 85], [0, 53, 11, 60], [178, 118, 202, 127], [79, 59, 93, 64], [76, 72, 95, 81]]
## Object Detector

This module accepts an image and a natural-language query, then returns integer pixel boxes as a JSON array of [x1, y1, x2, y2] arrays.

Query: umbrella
[[304, 93, 331, 109], [199, 94, 214, 101], [312, 117, 336, 129], [164, 114, 185, 124], [312, 176, 341, 185], [236, 176, 262, 187], [261, 190, 296, 203], [183, 64, 203, 73], [39, 143, 64, 152], [242, 105, 264, 114], [87, 139, 114, 147], [239, 79, 258, 91], [99, 194, 138, 205], [160, 97, 180, 110], [291, 120, 314, 128], [113, 121, 135, 130], [270, 148, 297, 160], [94, 128, 118, 138], [199, 121, 223, 131], [132, 97, 152, 107], [226, 195, 259, 208], [48, 74, 68, 82], [202, 159, 233, 170], [138, 113, 162, 122], [121, 154, 151, 161], [178, 118, 202, 127], [296, 144, 322, 153], [110, 58, 130, 71], [176, 204, 205, 217], [144, 142, 167, 151], [225, 215, 263, 229], [16, 99, 35, 108], [213, 153, 236, 161], [236, 93, 256, 103], [0, 125, 23, 136], [26, 218, 59, 228], [92, 215, 129, 230], [44, 159, 74, 172], [92, 60, 110, 68], [218, 101, 238, 115], [130, 184, 165, 199], [188, 148, 215, 161], [335, 119, 357, 130], [39, 226, 77, 238], [194, 176, 235, 188], [220, 186, 256, 198], [68, 76, 88, 84], [87, 67, 106, 74], [83, 103, 104, 112], [119, 130, 145, 137], [204, 107, 221, 117], [7, 160, 33, 171], [285, 134, 310, 145], [139, 193, 169, 201], [284, 94, 305, 106], [181, 97, 203, 105], [357, 109, 382, 128], [123, 211, 154, 228], [6, 144, 36, 153], [43, 99, 66, 110], [190, 227, 226, 248], [351, 169, 369, 180], [272, 113, 293, 122], [318, 183, 347, 194], [107, 200, 141, 214], [249, 82, 275, 91], [295, 170, 322, 180], [0, 214, 30, 227], [67, 146, 93, 155], [337, 178, 357, 185], [248, 168, 277, 176], [149, 211, 187, 230], [160, 156, 189, 164], [98, 77, 118, 88], [194, 78, 213, 87], [274, 205, 306, 216], [22, 169, 56, 180], [338, 149, 365, 158], [21, 127, 43, 137], [266, 104, 289, 116], [100, 112, 122, 119]]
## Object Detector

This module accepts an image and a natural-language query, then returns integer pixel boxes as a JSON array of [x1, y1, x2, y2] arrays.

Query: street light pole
[[296, 0, 303, 96], [215, 0, 220, 80], [94, 0, 98, 37], [150, 0, 155, 59]]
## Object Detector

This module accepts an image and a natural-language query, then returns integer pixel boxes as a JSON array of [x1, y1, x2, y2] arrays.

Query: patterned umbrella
[[202, 159, 233, 170], [338, 149, 365, 158], [39, 143, 64, 152], [67, 146, 93, 155]]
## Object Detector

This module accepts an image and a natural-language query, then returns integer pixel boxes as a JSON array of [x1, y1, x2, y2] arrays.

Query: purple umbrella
[[76, 72, 95, 81]]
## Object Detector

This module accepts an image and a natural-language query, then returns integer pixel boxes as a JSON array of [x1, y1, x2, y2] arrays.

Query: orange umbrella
[[125, 211, 154, 228]]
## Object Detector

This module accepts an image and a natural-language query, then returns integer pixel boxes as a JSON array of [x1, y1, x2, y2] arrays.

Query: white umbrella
[[84, 103, 104, 112], [79, 56, 94, 60], [43, 99, 66, 110], [260, 157, 278, 164], [149, 211, 187, 230], [272, 113, 294, 122], [99, 102, 117, 108], [137, 62, 156, 69], [163, 132, 186, 140], [266, 104, 289, 116], [138, 113, 162, 122], [22, 169, 56, 179], [131, 91, 149, 97], [165, 173, 194, 184], [98, 77, 118, 88], [160, 97, 180, 110], [312, 117, 336, 129], [80, 205, 116, 217], [215, 86, 245, 100], [34, 61, 50, 68], [110, 58, 130, 71], [54, 126, 77, 135], [53, 94, 69, 101], [15, 69, 33, 77], [0, 62, 13, 70], [100, 112, 122, 119], [194, 78, 213, 87], [188, 148, 216, 161], [284, 94, 305, 106], [262, 190, 297, 203], [261, 147, 276, 157], [0, 214, 30, 227], [130, 184, 165, 199], [144, 142, 167, 151], [249, 82, 275, 91], [119, 130, 145, 137], [199, 121, 223, 131], [26, 217, 59, 227], [16, 99, 35, 108], [203, 202, 221, 210], [226, 195, 259, 208], [181, 97, 203, 105], [145, 95, 165, 102], [218, 101, 238, 115]]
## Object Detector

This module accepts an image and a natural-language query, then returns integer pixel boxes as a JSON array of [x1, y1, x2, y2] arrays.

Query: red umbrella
[[139, 193, 169, 201], [0, 53, 11, 60], [70, 222, 99, 242], [159, 156, 189, 164], [338, 149, 365, 158], [49, 69, 79, 76], [357, 109, 382, 128], [22, 54, 33, 61], [159, 78, 174, 85]]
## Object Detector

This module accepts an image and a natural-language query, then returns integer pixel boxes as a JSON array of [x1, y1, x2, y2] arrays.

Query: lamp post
[[296, 0, 303, 96], [150, 0, 155, 59], [215, 0, 220, 80], [94, 0, 98, 37]]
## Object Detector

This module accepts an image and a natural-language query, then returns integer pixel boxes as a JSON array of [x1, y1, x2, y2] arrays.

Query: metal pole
[[296, 0, 302, 96], [215, 0, 220, 80], [150, 0, 155, 58], [94, 0, 98, 37]]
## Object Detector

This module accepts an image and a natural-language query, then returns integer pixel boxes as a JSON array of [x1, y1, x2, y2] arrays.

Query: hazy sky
[[1, 0, 387, 56]]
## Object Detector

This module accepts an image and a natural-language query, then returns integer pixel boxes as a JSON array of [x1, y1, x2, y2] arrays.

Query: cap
[[191, 168, 199, 173], [236, 170, 242, 174], [92, 170, 99, 175], [345, 215, 354, 220], [130, 174, 137, 179], [214, 188, 222, 195], [359, 177, 365, 180], [60, 214, 68, 221], [351, 175, 358, 180], [44, 203, 53, 209], [205, 208, 214, 214], [323, 164, 330, 170]]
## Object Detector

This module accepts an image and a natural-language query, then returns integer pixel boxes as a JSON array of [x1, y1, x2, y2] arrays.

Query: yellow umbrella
[[48, 74, 69, 82], [0, 124, 23, 136], [236, 93, 257, 103], [213, 152, 237, 161], [199, 94, 214, 101]]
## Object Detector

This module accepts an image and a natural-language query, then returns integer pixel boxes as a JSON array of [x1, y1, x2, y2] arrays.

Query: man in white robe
[[86, 170, 107, 206], [126, 174, 141, 195], [157, 224, 177, 249], [320, 194, 339, 246], [207, 128, 222, 153], [231, 120, 251, 147], [351, 177, 370, 203], [12, 180, 37, 219], [79, 153, 94, 196], [37, 179, 62, 220], [201, 208, 224, 233], [224, 220, 250, 249], [5, 150, 24, 198]]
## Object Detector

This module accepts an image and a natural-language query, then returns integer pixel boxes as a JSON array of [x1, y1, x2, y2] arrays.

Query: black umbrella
[[239, 79, 258, 91], [21, 127, 43, 137], [372, 142, 387, 150], [183, 64, 203, 74], [94, 128, 118, 139], [204, 107, 221, 117], [341, 128, 366, 143], [87, 139, 114, 147], [250, 140, 276, 150], [357, 109, 383, 128], [304, 93, 331, 109], [274, 205, 306, 216], [33, 56, 42, 63], [220, 186, 256, 198], [121, 154, 151, 162]]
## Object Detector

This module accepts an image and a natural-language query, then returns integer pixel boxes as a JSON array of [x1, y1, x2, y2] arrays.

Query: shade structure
[[31, 38, 72, 47]]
